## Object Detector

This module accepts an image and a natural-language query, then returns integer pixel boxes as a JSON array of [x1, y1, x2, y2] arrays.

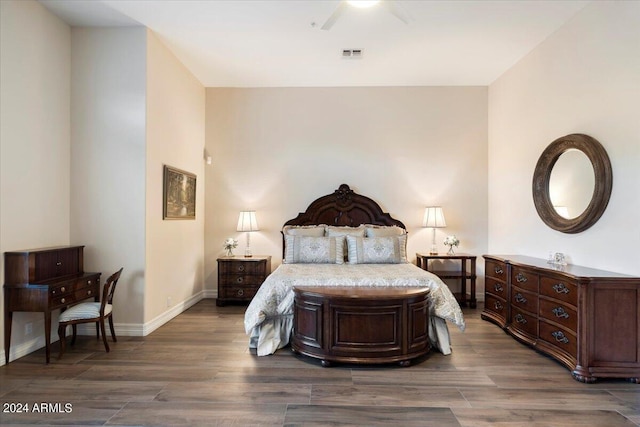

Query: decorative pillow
[[326, 226, 366, 261], [326, 225, 366, 238], [364, 225, 406, 237], [282, 225, 327, 237], [346, 235, 408, 264], [284, 235, 345, 264]]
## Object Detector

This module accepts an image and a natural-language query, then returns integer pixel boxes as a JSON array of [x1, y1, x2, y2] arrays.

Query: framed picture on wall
[[163, 165, 196, 220]]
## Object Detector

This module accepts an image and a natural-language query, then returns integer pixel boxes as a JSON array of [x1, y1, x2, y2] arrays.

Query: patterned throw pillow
[[346, 235, 407, 264], [364, 225, 406, 237], [284, 235, 345, 264]]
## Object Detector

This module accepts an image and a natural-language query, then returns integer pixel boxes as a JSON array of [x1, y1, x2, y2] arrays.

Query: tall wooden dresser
[[482, 255, 640, 383], [4, 246, 101, 363]]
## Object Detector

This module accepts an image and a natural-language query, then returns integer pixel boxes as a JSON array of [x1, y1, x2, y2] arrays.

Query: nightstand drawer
[[219, 261, 265, 276], [223, 275, 263, 286], [221, 286, 259, 300]]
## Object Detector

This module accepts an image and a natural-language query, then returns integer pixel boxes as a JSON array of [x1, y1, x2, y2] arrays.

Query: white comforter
[[244, 263, 466, 356]]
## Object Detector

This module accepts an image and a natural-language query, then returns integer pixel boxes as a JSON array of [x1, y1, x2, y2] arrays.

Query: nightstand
[[416, 253, 477, 308], [216, 255, 271, 306]]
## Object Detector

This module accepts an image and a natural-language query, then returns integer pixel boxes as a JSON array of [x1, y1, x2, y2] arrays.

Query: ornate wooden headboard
[[284, 184, 406, 229]]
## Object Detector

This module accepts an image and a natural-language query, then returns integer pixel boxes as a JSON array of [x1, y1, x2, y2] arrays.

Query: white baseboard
[[0, 290, 209, 366]]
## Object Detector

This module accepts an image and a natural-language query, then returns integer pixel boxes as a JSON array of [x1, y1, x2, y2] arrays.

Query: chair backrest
[[100, 268, 123, 314]]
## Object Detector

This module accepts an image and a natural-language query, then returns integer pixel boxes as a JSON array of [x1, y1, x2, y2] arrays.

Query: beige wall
[[0, 0, 71, 363], [488, 1, 640, 274], [145, 30, 206, 325], [205, 87, 488, 294], [70, 27, 148, 327]]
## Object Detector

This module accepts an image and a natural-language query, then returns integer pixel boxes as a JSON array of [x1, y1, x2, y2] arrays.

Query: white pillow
[[364, 225, 406, 237], [284, 235, 345, 264], [282, 225, 326, 237], [326, 225, 366, 238], [346, 235, 408, 264]]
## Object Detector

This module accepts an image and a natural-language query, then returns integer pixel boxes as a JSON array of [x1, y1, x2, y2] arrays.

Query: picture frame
[[163, 165, 196, 220]]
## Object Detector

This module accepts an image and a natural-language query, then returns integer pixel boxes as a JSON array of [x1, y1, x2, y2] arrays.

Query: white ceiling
[[39, 0, 590, 87]]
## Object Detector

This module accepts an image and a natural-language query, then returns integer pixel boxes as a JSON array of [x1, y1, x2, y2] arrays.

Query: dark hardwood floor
[[1, 299, 638, 426]]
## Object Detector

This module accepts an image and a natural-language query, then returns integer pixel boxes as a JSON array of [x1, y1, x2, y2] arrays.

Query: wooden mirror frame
[[532, 134, 612, 234]]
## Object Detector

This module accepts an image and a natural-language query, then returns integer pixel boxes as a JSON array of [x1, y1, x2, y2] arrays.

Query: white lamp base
[[244, 232, 253, 257]]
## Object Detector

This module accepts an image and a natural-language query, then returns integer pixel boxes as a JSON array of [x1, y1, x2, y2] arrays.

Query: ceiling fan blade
[[385, 1, 411, 25], [321, 1, 347, 31]]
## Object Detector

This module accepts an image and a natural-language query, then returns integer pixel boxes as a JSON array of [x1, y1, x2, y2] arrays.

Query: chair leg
[[99, 318, 110, 352], [57, 324, 66, 359], [71, 324, 77, 345], [95, 321, 100, 340], [108, 315, 117, 342]]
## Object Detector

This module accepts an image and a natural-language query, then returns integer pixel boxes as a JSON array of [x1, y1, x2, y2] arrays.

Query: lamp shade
[[423, 207, 447, 228], [237, 211, 259, 232]]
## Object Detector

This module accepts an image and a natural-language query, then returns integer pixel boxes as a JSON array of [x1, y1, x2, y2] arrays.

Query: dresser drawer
[[511, 267, 539, 293], [511, 286, 538, 314], [539, 276, 578, 306], [484, 294, 507, 321], [539, 319, 577, 359], [485, 260, 507, 281], [539, 297, 577, 332], [510, 306, 538, 338], [485, 276, 507, 299], [219, 261, 265, 276]]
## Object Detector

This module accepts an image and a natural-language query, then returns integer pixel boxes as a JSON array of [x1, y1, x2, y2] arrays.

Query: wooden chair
[[57, 268, 123, 359]]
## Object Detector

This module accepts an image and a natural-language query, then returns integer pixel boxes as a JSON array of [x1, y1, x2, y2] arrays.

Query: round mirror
[[532, 134, 612, 233], [549, 149, 595, 219]]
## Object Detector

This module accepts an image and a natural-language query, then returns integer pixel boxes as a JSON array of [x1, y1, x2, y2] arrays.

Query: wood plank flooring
[[1, 299, 638, 426]]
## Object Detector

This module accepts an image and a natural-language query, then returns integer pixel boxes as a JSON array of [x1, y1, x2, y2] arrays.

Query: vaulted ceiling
[[40, 0, 589, 87]]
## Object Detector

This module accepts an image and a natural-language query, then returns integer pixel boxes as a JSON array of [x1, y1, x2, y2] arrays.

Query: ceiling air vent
[[342, 49, 363, 59]]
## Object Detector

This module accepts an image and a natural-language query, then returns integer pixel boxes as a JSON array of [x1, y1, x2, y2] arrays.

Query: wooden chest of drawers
[[482, 255, 640, 383], [216, 256, 271, 306]]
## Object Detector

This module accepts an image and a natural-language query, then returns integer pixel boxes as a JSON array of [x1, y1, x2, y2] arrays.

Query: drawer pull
[[494, 283, 503, 292], [515, 293, 527, 304], [237, 289, 244, 297], [56, 262, 62, 266], [61, 286, 66, 293], [551, 331, 569, 344], [238, 265, 245, 272], [516, 273, 527, 283], [552, 283, 570, 294], [88, 280, 91, 284], [60, 298, 66, 304], [552, 307, 569, 319], [236, 277, 244, 284], [87, 290, 92, 296], [515, 313, 527, 324], [494, 301, 503, 310], [494, 266, 504, 275]]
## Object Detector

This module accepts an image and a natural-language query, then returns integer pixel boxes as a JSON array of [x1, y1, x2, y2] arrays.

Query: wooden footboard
[[292, 286, 431, 366]]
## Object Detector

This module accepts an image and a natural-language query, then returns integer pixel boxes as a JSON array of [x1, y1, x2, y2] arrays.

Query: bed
[[244, 184, 465, 357]]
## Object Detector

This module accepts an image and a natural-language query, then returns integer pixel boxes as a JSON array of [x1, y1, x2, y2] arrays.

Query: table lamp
[[423, 207, 446, 255], [237, 211, 259, 257]]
